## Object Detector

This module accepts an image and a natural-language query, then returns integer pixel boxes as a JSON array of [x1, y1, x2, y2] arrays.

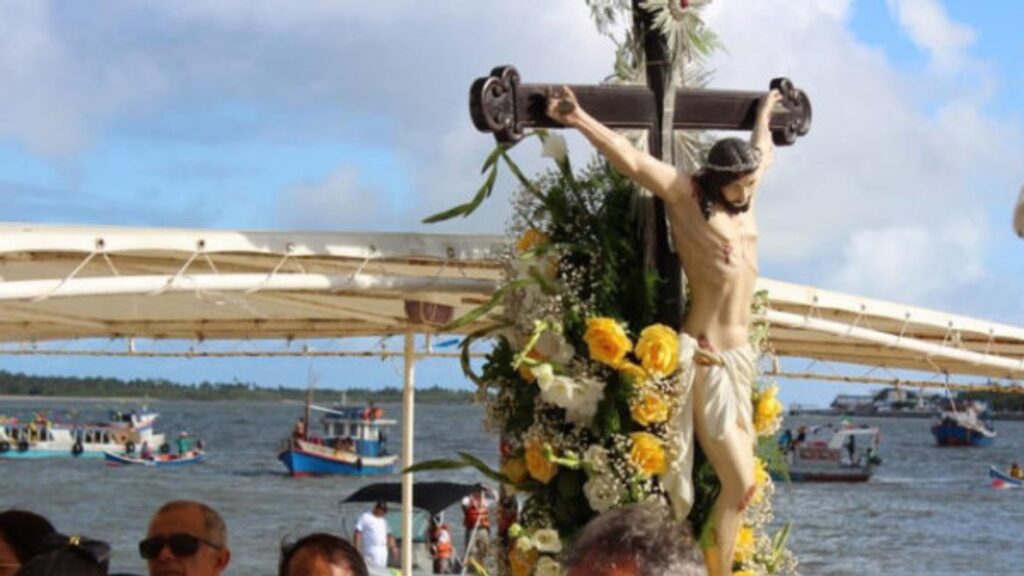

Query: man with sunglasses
[[140, 500, 231, 576]]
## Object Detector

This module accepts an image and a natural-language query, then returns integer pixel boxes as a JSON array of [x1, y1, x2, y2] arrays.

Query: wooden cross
[[468, 18, 811, 327]]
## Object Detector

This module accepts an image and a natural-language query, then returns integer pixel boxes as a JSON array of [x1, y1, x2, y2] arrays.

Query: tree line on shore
[[0, 370, 474, 403]]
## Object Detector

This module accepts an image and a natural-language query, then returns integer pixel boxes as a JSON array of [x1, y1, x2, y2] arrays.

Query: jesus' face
[[720, 172, 758, 211]]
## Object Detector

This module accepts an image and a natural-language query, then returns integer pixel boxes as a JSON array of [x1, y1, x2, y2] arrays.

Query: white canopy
[[1, 222, 1022, 380]]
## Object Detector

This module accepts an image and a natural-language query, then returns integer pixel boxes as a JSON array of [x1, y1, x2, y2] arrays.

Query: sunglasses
[[139, 533, 222, 560]]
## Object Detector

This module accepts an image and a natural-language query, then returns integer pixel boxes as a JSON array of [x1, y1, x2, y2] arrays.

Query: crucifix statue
[[468, 11, 810, 576]]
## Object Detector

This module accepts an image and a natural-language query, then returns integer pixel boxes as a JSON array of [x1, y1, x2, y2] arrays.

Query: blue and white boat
[[104, 449, 205, 467], [989, 465, 1023, 489], [278, 403, 397, 476], [0, 409, 166, 459], [931, 401, 996, 447]]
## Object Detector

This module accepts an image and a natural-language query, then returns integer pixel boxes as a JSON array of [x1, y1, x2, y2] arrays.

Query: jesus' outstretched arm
[[545, 86, 691, 206]]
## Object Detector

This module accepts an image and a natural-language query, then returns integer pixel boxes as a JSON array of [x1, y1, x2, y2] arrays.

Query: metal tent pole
[[401, 329, 416, 574]]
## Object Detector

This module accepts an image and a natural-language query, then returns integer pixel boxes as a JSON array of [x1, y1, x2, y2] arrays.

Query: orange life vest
[[463, 494, 491, 529], [431, 526, 453, 559]]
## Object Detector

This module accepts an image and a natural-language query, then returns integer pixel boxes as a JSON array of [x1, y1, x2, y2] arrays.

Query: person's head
[[142, 500, 230, 576], [695, 137, 762, 219], [372, 502, 388, 517], [15, 534, 110, 576], [562, 503, 706, 576], [278, 533, 368, 576], [0, 509, 56, 576]]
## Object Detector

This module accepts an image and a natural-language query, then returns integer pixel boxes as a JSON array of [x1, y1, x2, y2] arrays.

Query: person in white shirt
[[352, 501, 397, 569]]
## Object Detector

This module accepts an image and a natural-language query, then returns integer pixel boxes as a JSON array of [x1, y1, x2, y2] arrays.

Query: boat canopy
[[826, 428, 881, 450], [342, 481, 479, 516], [1, 222, 1023, 381]]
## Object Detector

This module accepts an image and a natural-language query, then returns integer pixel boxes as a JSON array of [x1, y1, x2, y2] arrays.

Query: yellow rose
[[733, 525, 755, 565], [517, 228, 550, 253], [618, 362, 648, 386], [732, 571, 755, 576], [754, 385, 784, 435], [525, 439, 559, 484], [634, 324, 679, 377], [508, 544, 539, 576], [630, 390, 669, 426], [502, 456, 528, 484], [751, 457, 770, 505], [629, 432, 666, 477], [584, 317, 633, 367]]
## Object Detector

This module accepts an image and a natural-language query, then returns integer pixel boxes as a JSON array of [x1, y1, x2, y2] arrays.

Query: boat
[[775, 426, 882, 482], [0, 408, 167, 459], [989, 465, 1024, 489], [931, 400, 996, 447], [104, 449, 205, 467], [278, 402, 397, 476]]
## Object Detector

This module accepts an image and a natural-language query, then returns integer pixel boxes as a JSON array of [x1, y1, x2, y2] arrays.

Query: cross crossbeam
[[470, 66, 812, 146]]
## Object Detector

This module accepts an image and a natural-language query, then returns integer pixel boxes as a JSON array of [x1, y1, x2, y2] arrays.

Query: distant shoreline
[[788, 408, 1024, 421], [0, 394, 156, 403]]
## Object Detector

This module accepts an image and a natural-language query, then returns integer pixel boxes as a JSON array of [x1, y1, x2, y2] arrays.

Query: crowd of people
[[0, 496, 710, 575], [0, 501, 368, 576]]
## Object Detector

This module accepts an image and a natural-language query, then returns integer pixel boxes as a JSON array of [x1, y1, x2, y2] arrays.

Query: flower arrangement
[[413, 132, 797, 575]]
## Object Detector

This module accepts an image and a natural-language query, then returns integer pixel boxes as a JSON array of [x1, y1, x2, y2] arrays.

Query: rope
[[31, 250, 99, 302], [149, 248, 202, 296]]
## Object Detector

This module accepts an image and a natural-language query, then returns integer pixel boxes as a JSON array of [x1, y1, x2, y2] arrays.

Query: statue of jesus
[[547, 86, 784, 576]]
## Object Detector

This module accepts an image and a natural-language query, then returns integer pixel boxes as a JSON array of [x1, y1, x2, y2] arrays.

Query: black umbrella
[[341, 482, 480, 516]]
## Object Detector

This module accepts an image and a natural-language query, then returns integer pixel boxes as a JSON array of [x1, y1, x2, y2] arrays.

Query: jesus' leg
[[693, 365, 756, 576]]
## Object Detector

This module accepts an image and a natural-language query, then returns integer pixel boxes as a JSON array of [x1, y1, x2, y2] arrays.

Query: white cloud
[[0, 0, 1021, 323], [833, 221, 983, 305], [276, 165, 387, 230], [702, 0, 1023, 314], [886, 0, 975, 73]]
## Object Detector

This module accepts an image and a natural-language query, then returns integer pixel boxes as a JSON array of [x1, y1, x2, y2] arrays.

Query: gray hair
[[152, 500, 228, 547], [562, 503, 706, 576]]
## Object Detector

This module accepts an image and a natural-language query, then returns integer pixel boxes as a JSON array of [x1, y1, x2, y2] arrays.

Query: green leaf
[[402, 458, 475, 474], [501, 151, 544, 200], [527, 266, 559, 296], [421, 163, 498, 224], [480, 142, 510, 174], [459, 321, 512, 388], [457, 451, 510, 484], [440, 277, 534, 333]]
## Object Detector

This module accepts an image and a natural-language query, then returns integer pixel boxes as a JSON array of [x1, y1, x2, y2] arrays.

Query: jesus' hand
[[545, 86, 581, 127]]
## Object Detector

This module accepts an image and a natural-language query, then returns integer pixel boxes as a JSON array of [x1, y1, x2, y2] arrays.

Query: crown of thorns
[[704, 146, 762, 173]]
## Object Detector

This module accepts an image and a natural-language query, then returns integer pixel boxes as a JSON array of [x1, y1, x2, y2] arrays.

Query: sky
[[2, 0, 1023, 407]]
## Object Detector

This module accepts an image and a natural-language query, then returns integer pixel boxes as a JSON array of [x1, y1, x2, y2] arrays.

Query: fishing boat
[[931, 400, 996, 447], [775, 426, 882, 482], [279, 402, 397, 476], [104, 449, 205, 467], [0, 409, 167, 459], [989, 465, 1024, 489]]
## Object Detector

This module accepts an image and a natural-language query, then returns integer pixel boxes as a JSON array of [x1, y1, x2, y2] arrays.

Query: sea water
[[1, 398, 1021, 575]]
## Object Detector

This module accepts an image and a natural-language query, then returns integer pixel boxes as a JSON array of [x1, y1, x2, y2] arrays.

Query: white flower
[[531, 363, 555, 388], [584, 473, 626, 512], [515, 535, 534, 552], [540, 132, 568, 163], [535, 556, 564, 576], [583, 445, 609, 475], [535, 330, 575, 365], [565, 377, 604, 425], [532, 529, 562, 554], [537, 374, 605, 426]]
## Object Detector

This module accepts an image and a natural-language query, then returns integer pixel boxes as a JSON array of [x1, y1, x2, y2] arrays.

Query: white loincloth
[[662, 333, 758, 520]]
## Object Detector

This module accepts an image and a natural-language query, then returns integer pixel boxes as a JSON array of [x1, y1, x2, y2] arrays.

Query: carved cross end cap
[[769, 77, 812, 146], [470, 65, 524, 143]]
